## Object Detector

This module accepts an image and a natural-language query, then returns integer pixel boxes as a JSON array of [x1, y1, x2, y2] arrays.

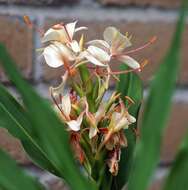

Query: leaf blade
[[0, 149, 44, 190], [128, 1, 188, 190], [0, 45, 97, 190]]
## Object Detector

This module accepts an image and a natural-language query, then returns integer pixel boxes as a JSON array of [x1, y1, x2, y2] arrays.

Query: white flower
[[42, 21, 87, 54], [43, 42, 75, 68], [84, 99, 107, 139], [109, 100, 136, 132], [86, 27, 140, 70], [51, 72, 84, 132], [42, 21, 87, 44]]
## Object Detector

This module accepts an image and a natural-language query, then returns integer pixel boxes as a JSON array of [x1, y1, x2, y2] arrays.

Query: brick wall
[[0, 0, 187, 189]]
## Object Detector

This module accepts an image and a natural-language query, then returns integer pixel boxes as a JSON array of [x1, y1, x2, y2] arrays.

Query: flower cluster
[[37, 21, 154, 176]]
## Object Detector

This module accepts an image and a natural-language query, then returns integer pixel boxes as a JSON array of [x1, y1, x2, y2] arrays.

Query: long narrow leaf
[[128, 1, 188, 190], [0, 84, 61, 176], [163, 131, 188, 190], [0, 149, 44, 190], [0, 45, 97, 190]]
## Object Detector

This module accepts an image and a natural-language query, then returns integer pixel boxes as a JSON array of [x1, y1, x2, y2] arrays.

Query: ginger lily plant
[[41, 21, 148, 177], [0, 2, 187, 189]]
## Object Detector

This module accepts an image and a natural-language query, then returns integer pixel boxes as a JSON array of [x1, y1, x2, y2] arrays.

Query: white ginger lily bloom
[[51, 72, 84, 132], [43, 41, 75, 68], [85, 99, 106, 139], [42, 21, 87, 53], [109, 100, 136, 133], [59, 94, 84, 132], [86, 27, 140, 70]]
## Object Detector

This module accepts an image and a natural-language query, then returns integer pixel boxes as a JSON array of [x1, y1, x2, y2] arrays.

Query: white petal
[[43, 44, 64, 68], [87, 40, 110, 50], [84, 53, 107, 67], [50, 72, 68, 96], [42, 28, 68, 43], [67, 113, 84, 131], [75, 26, 88, 33], [66, 21, 77, 40], [69, 40, 80, 53], [54, 42, 75, 61], [127, 114, 136, 124], [95, 103, 106, 123], [61, 94, 71, 116], [89, 127, 98, 139], [103, 27, 132, 53], [118, 55, 140, 70], [115, 117, 129, 131], [103, 27, 117, 46], [88, 46, 110, 62]]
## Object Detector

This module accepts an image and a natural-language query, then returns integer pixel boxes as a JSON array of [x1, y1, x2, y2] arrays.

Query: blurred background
[[0, 0, 187, 189]]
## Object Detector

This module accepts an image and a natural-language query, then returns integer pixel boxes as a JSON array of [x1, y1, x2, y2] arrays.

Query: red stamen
[[63, 24, 72, 42], [50, 90, 70, 121], [119, 36, 157, 56], [99, 128, 109, 134]]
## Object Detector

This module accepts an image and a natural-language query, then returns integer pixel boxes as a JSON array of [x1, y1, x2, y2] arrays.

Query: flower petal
[[69, 40, 81, 53], [54, 42, 75, 61], [43, 44, 64, 68], [127, 114, 136, 124], [66, 21, 77, 40], [87, 40, 110, 50], [89, 127, 98, 139], [84, 52, 107, 67], [103, 27, 132, 53], [75, 26, 88, 33], [61, 93, 71, 116], [50, 71, 68, 96], [118, 55, 140, 70], [67, 112, 84, 131], [42, 28, 68, 43], [88, 46, 110, 62]]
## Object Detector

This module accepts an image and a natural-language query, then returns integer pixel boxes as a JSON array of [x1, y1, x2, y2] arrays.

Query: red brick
[[0, 128, 30, 164], [42, 19, 188, 86], [100, 0, 180, 8], [0, 15, 33, 82]]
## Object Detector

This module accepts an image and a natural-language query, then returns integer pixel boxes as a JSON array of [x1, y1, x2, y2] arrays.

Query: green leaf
[[128, 1, 188, 190], [163, 131, 188, 190], [0, 149, 44, 190], [0, 84, 60, 176], [115, 65, 143, 189], [0, 45, 97, 190]]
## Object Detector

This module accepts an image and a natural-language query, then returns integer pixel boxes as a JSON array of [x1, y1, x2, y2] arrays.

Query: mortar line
[[0, 4, 185, 23]]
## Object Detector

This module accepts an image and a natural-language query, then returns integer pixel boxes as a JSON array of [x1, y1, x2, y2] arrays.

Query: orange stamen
[[23, 15, 32, 28], [23, 15, 44, 36], [109, 59, 149, 75]]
